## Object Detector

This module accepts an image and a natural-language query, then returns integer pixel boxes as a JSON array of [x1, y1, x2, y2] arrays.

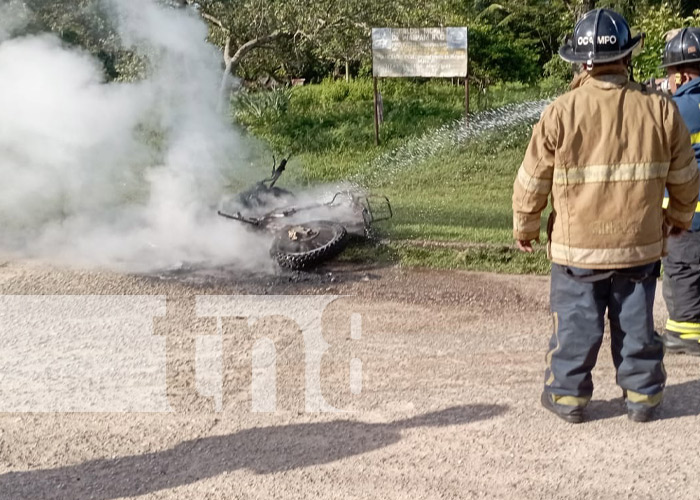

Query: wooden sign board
[[372, 27, 468, 78]]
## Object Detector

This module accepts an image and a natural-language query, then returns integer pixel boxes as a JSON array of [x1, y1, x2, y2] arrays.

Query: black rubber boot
[[627, 406, 657, 423], [540, 392, 585, 423], [622, 390, 660, 423], [660, 331, 700, 356]]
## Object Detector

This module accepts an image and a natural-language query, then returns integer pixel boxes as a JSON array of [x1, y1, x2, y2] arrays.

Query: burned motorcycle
[[218, 157, 392, 270]]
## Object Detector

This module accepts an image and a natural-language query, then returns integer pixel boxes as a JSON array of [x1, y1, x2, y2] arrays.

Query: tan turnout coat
[[513, 66, 700, 269]]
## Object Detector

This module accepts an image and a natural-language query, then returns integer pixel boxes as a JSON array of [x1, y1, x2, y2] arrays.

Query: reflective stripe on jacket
[[513, 66, 700, 270]]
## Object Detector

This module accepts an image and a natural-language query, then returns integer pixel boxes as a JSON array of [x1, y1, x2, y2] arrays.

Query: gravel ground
[[0, 258, 699, 500]]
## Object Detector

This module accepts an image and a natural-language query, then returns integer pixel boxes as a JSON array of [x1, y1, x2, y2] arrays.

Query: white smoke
[[0, 0, 274, 273], [0, 1, 30, 42]]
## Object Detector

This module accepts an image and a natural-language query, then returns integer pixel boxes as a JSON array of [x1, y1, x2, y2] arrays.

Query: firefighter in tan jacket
[[513, 9, 700, 423]]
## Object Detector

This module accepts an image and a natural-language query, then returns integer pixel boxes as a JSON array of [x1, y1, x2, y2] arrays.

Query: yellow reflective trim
[[626, 390, 663, 406], [662, 198, 700, 212], [553, 394, 590, 407], [690, 131, 700, 145], [553, 162, 669, 185], [550, 241, 663, 266], [517, 165, 553, 194], [667, 159, 699, 185], [666, 319, 700, 335], [667, 205, 696, 223]]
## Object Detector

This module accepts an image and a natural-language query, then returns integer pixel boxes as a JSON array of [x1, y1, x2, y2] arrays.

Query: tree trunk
[[218, 61, 236, 114], [217, 35, 234, 113], [574, 0, 596, 20], [216, 30, 286, 112], [345, 59, 349, 82]]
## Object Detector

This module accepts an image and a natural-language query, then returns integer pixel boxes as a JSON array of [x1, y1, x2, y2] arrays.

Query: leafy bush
[[543, 54, 573, 88], [345, 78, 375, 101], [232, 77, 561, 177], [233, 78, 466, 155], [233, 87, 292, 122], [633, 3, 700, 82], [468, 22, 542, 85], [318, 78, 351, 105]]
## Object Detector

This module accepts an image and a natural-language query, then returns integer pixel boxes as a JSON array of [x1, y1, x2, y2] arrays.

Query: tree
[[183, 0, 360, 104], [312, 0, 463, 81], [16, 0, 146, 81], [560, 0, 597, 19], [633, 2, 700, 81], [14, 0, 694, 93], [476, 1, 572, 66], [185, 0, 445, 104]]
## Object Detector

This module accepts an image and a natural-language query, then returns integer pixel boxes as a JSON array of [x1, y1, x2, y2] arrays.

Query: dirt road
[[0, 259, 699, 499]]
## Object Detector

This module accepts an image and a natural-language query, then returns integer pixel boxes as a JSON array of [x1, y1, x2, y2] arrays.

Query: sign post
[[373, 77, 380, 146], [465, 61, 469, 121], [371, 27, 469, 144]]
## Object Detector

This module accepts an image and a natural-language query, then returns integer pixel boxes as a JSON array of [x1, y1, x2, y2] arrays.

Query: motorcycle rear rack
[[218, 189, 392, 229]]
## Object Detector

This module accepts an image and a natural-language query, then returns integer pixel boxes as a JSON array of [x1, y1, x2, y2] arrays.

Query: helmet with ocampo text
[[559, 9, 643, 65]]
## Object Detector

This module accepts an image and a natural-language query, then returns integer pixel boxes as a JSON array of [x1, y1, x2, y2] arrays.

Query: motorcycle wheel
[[271, 220, 348, 270]]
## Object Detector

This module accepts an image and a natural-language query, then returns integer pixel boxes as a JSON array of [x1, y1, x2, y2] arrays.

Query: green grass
[[377, 130, 529, 242], [233, 78, 560, 182], [232, 78, 562, 273], [389, 244, 550, 274], [337, 239, 550, 274], [361, 123, 550, 273]]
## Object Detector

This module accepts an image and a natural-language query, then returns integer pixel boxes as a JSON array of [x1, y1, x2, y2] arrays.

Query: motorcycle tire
[[271, 220, 348, 270]]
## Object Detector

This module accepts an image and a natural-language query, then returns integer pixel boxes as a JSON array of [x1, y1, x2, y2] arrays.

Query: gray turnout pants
[[662, 230, 700, 336], [544, 262, 665, 407]]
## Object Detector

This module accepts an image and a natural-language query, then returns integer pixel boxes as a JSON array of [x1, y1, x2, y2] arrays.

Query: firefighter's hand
[[516, 238, 539, 253]]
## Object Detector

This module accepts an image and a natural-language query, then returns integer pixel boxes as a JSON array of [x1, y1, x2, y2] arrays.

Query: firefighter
[[513, 9, 700, 423], [658, 28, 700, 355]]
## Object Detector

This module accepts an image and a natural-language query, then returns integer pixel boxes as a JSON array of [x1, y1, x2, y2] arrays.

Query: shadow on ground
[[0, 404, 506, 500]]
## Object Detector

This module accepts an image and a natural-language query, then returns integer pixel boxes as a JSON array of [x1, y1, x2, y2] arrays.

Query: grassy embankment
[[233, 78, 563, 274]]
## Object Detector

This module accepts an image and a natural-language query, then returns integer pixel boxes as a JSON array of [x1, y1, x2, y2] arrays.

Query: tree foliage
[[19, 0, 145, 81], [7, 0, 700, 87], [633, 2, 700, 81]]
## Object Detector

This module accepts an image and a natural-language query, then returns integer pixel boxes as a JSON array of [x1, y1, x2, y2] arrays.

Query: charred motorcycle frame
[[218, 157, 392, 270]]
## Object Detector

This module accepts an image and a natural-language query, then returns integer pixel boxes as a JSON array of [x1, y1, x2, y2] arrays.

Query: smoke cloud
[[0, 0, 274, 273], [0, 1, 30, 42]]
